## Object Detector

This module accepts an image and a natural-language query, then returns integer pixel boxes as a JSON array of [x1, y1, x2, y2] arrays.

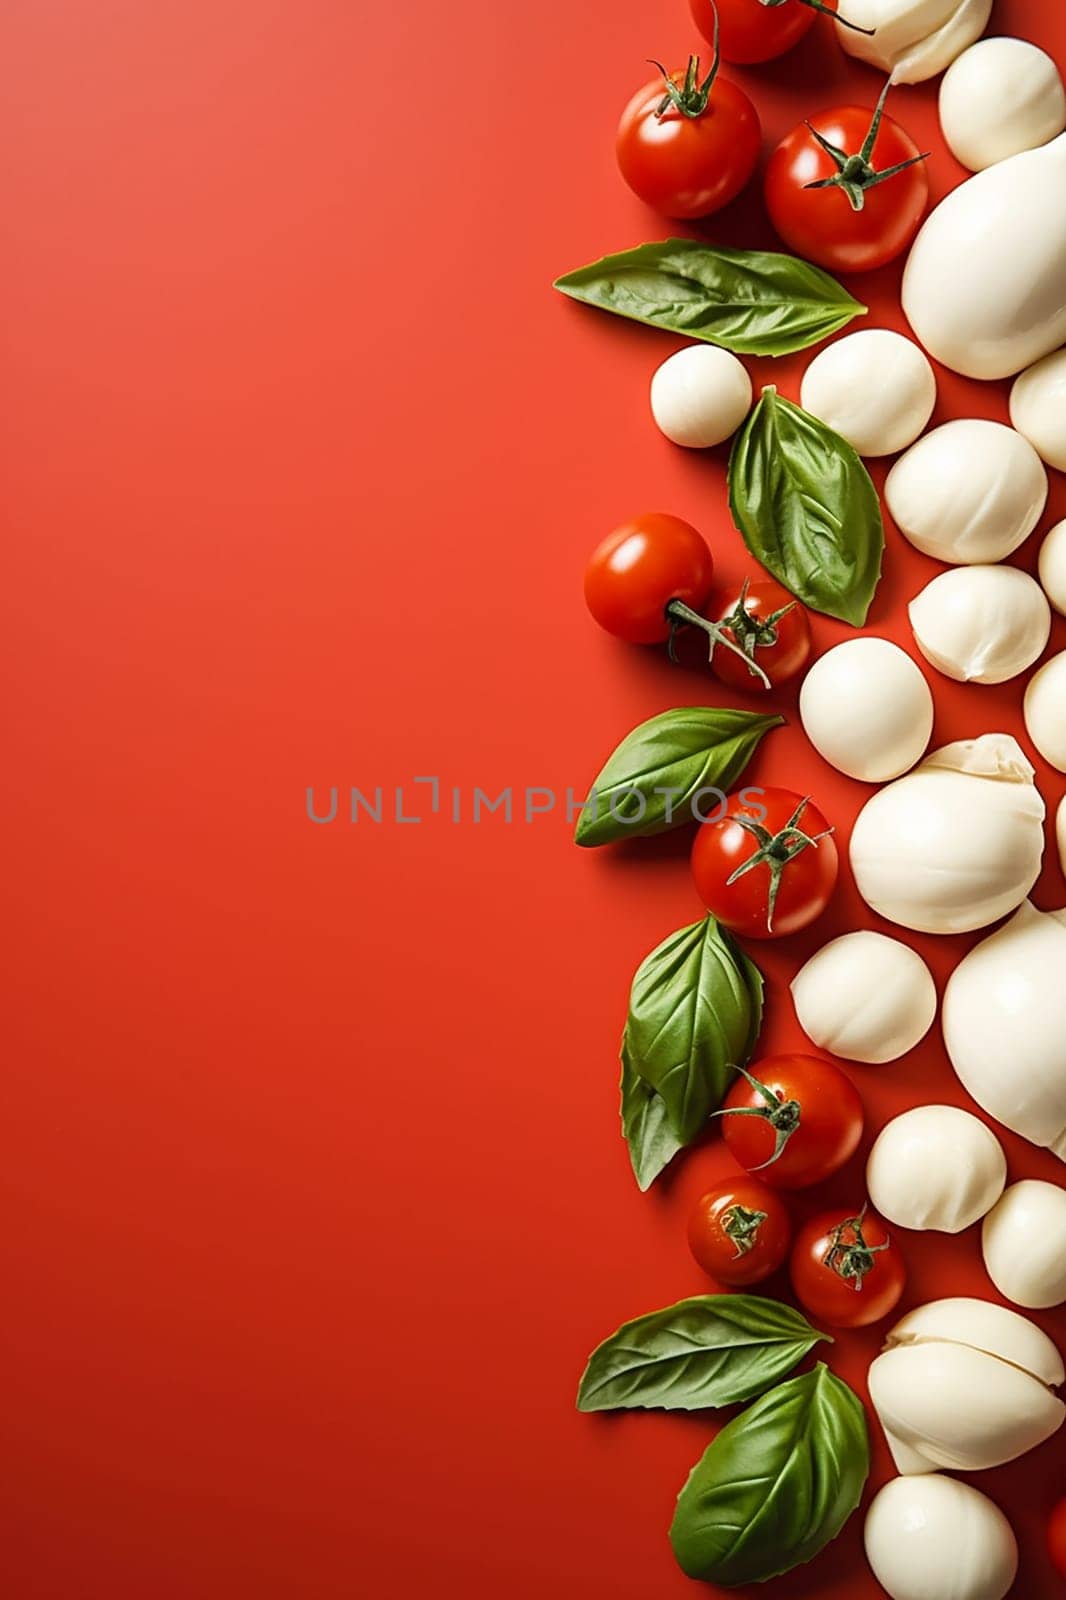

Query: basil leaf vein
[[621, 915, 763, 1178], [670, 1364, 870, 1587], [728, 386, 884, 626], [554, 240, 866, 356], [577, 1295, 829, 1413], [575, 706, 783, 848]]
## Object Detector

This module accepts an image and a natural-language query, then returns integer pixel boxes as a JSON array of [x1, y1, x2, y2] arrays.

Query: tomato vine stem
[[803, 78, 930, 212]]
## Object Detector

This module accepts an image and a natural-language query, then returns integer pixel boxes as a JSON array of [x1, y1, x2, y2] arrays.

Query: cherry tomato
[[709, 578, 811, 693], [584, 516, 775, 686], [790, 1207, 906, 1327], [688, 1177, 791, 1285], [617, 51, 760, 219], [1048, 1498, 1066, 1580], [585, 514, 713, 645], [765, 81, 929, 273], [691, 0, 820, 63], [691, 788, 837, 938], [716, 1054, 863, 1189]]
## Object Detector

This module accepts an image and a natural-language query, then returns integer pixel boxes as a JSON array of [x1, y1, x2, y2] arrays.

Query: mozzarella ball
[[1058, 796, 1066, 875], [791, 932, 936, 1064], [649, 346, 752, 449], [943, 901, 1066, 1157], [1010, 346, 1066, 470], [886, 419, 1048, 563], [835, 0, 993, 85], [908, 564, 1051, 684], [867, 1106, 1006, 1233], [1024, 650, 1066, 771], [799, 639, 933, 783], [1039, 518, 1066, 614], [850, 734, 1045, 935], [982, 1180, 1066, 1309], [869, 1297, 1065, 1475], [940, 38, 1066, 172], [865, 1475, 1018, 1600], [800, 330, 936, 457]]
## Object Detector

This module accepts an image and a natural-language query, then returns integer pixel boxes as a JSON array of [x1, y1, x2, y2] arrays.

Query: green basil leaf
[[728, 386, 884, 626], [623, 915, 763, 1158], [577, 1295, 829, 1413], [670, 1364, 870, 1587], [619, 1046, 684, 1192], [575, 706, 783, 848], [554, 240, 866, 356]]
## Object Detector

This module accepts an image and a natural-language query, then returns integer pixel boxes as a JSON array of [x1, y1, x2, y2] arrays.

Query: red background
[[3, 0, 1065, 1595]]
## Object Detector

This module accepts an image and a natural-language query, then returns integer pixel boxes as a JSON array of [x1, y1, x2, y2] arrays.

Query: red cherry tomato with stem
[[584, 515, 772, 685], [616, 12, 760, 219], [691, 788, 838, 938], [765, 79, 930, 273], [1048, 1498, 1066, 1580], [715, 1054, 863, 1188], [688, 1177, 792, 1285], [709, 577, 811, 693], [790, 1206, 906, 1327]]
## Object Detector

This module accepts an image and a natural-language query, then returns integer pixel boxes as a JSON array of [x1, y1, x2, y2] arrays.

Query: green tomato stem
[[802, 78, 930, 213], [724, 795, 834, 932], [665, 599, 772, 687]]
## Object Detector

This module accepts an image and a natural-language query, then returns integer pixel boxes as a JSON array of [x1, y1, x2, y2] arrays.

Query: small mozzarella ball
[[940, 38, 1066, 172], [800, 330, 936, 457], [865, 1475, 1018, 1600], [982, 1180, 1066, 1309], [1010, 346, 1066, 470], [1058, 795, 1066, 874], [799, 638, 933, 783], [1039, 519, 1066, 614], [867, 1106, 1006, 1233], [886, 419, 1048, 564], [908, 565, 1051, 684], [791, 931, 936, 1064], [649, 346, 752, 449], [1024, 650, 1066, 772]]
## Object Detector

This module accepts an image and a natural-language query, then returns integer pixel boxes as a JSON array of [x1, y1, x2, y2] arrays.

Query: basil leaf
[[729, 386, 884, 626], [575, 706, 783, 848], [623, 915, 763, 1157], [619, 1047, 684, 1192], [577, 1295, 829, 1413], [670, 1364, 870, 1587], [554, 240, 866, 356]]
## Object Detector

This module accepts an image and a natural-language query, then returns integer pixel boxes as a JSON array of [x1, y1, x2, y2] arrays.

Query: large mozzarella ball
[[649, 345, 752, 449], [799, 639, 933, 783], [908, 565, 1051, 684], [867, 1106, 1006, 1232], [1024, 650, 1066, 772], [865, 1475, 1018, 1600], [800, 330, 936, 457], [835, 0, 993, 85], [1039, 519, 1066, 614], [886, 419, 1048, 563], [943, 901, 1066, 1157], [869, 1297, 1065, 1475], [1010, 346, 1066, 470], [940, 38, 1066, 172], [791, 932, 936, 1064], [850, 734, 1045, 935], [982, 1180, 1066, 1309]]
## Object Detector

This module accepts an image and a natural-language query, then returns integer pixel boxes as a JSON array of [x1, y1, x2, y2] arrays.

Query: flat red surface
[[2, 1, 1065, 1595]]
